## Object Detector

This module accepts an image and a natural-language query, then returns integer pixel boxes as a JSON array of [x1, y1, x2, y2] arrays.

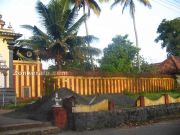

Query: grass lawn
[[0, 99, 37, 110], [1, 89, 180, 110], [124, 89, 180, 100]]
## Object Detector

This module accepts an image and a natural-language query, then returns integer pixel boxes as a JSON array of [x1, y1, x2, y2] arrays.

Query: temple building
[[0, 14, 43, 99]]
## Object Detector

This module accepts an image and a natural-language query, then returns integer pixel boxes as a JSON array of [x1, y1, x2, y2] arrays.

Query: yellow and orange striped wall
[[13, 60, 43, 98], [12, 61, 176, 98], [50, 73, 175, 96]]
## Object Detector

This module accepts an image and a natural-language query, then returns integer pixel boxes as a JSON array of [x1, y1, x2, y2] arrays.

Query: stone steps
[[0, 122, 61, 135]]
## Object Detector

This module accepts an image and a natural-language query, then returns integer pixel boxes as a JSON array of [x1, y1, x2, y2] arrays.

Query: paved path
[[0, 110, 42, 126], [59, 119, 180, 135]]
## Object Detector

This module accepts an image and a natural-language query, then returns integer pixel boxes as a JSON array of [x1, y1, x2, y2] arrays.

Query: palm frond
[[36, 1, 51, 28], [88, 0, 101, 16], [129, 0, 135, 17], [138, 0, 151, 8], [67, 14, 87, 35], [15, 39, 34, 49], [122, 0, 131, 14], [21, 25, 49, 38], [83, 35, 99, 43], [47, 0, 64, 39], [64, 6, 78, 29], [60, 0, 71, 13], [66, 36, 86, 47], [80, 46, 101, 56], [111, 0, 122, 9]]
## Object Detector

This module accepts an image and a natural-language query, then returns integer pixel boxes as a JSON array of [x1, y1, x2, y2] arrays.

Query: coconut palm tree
[[102, 0, 151, 71], [73, 0, 101, 70], [21, 0, 100, 70], [21, 0, 86, 70]]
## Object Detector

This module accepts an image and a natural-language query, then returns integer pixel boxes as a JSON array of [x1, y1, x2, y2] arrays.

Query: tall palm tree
[[73, 0, 101, 70], [104, 0, 151, 71], [21, 0, 87, 70], [21, 0, 100, 70]]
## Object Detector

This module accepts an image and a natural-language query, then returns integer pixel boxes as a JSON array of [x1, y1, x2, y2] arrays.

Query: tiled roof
[[157, 56, 180, 74]]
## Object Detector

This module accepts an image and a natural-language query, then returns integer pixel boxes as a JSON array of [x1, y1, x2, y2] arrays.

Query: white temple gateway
[[0, 14, 43, 100], [0, 14, 22, 105], [0, 14, 22, 88]]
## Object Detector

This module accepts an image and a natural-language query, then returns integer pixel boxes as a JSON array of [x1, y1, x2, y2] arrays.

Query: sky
[[0, 0, 180, 69]]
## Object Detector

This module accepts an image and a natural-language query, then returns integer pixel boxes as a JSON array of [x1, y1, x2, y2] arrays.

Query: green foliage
[[63, 60, 92, 71], [43, 76, 56, 96], [155, 18, 180, 56], [135, 56, 159, 74], [73, 0, 101, 16], [0, 99, 37, 110], [124, 89, 180, 100], [99, 35, 139, 73]]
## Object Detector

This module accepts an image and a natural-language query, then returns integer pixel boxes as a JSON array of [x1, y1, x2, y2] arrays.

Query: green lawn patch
[[0, 99, 37, 110], [123, 89, 180, 100]]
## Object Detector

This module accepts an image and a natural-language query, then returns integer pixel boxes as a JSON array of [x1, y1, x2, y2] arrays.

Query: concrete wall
[[50, 74, 175, 96], [72, 100, 109, 113], [13, 60, 43, 98], [73, 103, 180, 130], [136, 94, 180, 107]]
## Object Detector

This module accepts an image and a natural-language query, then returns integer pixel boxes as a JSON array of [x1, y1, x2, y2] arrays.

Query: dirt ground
[[5, 88, 135, 121]]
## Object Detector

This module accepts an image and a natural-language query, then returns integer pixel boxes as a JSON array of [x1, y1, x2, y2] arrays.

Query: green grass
[[124, 89, 180, 100], [0, 103, 26, 110], [0, 99, 37, 110]]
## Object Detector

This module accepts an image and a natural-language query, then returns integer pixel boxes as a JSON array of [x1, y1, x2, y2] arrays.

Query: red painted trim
[[140, 96, 145, 107], [91, 79, 93, 95], [18, 65, 21, 97], [24, 65, 27, 87], [78, 78, 81, 95], [74, 79, 76, 93], [29, 66, 32, 97], [94, 79, 97, 94], [87, 79, 89, 95], [82, 79, 85, 95], [40, 64, 43, 95], [34, 65, 38, 97], [69, 78, 72, 89]]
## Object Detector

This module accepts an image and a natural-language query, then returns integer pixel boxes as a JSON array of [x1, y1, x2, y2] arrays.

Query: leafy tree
[[43, 76, 56, 96], [99, 35, 139, 73], [155, 18, 180, 56], [101, 0, 151, 71], [134, 56, 159, 74], [21, 0, 100, 70]]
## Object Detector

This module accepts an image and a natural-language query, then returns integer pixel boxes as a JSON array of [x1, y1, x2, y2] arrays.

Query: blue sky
[[0, 0, 180, 69]]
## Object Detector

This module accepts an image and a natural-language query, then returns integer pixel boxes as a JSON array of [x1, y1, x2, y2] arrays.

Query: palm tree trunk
[[83, 5, 94, 71], [132, 13, 141, 72], [56, 49, 62, 71]]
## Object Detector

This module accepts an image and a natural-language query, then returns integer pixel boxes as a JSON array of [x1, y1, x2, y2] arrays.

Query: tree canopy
[[155, 17, 180, 56], [99, 35, 139, 73], [20, 0, 100, 70]]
